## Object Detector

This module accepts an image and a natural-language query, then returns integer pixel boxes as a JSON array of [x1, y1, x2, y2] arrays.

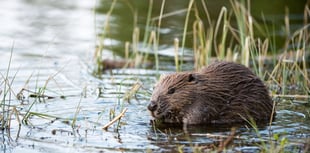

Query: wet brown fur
[[148, 61, 274, 125]]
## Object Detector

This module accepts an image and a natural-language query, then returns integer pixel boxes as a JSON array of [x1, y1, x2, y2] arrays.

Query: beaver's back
[[187, 61, 274, 124]]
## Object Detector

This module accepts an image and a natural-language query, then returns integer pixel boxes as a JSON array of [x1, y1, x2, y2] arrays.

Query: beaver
[[148, 61, 275, 125]]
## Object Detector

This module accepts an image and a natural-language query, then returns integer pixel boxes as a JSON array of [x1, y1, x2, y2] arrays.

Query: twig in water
[[102, 108, 128, 130]]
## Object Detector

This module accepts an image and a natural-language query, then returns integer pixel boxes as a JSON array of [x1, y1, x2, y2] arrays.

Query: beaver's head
[[148, 72, 198, 123]]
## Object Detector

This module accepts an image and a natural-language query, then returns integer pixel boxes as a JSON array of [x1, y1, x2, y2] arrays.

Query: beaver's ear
[[188, 73, 197, 82]]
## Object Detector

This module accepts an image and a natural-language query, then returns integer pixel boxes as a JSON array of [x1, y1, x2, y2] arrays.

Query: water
[[0, 0, 309, 152]]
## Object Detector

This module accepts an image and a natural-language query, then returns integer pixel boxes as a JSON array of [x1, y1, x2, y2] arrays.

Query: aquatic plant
[[0, 45, 22, 141]]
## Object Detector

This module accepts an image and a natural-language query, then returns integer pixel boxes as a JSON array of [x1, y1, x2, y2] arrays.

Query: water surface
[[0, 0, 309, 152]]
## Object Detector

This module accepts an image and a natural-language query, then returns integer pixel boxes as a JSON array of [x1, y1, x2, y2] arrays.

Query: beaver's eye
[[188, 74, 195, 82], [167, 88, 175, 94]]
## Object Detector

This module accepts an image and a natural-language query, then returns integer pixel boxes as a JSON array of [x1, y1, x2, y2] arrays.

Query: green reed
[[174, 38, 180, 71], [1, 44, 14, 130], [180, 0, 195, 71], [214, 7, 228, 60], [94, 0, 117, 74], [0, 44, 23, 141]]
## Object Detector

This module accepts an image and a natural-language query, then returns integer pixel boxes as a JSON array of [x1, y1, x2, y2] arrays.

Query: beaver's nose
[[148, 101, 157, 111]]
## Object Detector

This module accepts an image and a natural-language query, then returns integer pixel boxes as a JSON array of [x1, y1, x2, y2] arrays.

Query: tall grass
[[266, 5, 310, 98], [180, 0, 195, 71], [0, 44, 22, 141], [94, 0, 117, 74], [1, 44, 14, 130], [186, 0, 309, 100], [94, 0, 309, 97]]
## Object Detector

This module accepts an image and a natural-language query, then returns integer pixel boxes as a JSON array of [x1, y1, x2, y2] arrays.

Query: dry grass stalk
[[217, 127, 236, 153], [103, 108, 128, 130]]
